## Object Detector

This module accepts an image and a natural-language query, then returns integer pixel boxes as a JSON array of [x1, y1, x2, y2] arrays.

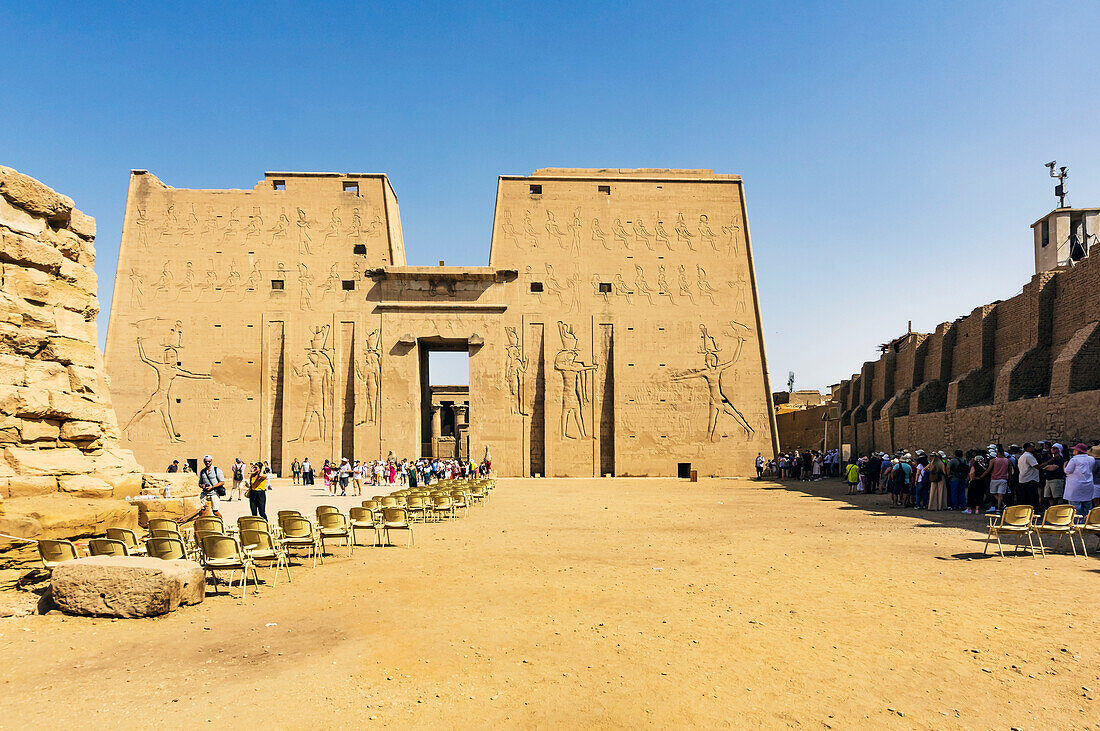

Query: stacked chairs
[[450, 489, 470, 518]]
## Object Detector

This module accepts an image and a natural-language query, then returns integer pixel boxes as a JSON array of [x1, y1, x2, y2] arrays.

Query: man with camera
[[178, 454, 225, 523]]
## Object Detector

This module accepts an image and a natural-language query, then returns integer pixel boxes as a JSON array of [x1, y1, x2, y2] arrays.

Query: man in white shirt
[[1016, 443, 1040, 511]]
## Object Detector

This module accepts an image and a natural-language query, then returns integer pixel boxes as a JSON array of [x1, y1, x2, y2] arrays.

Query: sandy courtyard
[[1, 477, 1098, 729]]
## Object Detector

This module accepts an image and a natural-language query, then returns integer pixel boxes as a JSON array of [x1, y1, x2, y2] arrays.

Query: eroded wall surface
[[0, 165, 142, 543]]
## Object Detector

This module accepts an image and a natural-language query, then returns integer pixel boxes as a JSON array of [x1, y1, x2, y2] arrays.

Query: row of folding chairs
[[985, 505, 1100, 557]]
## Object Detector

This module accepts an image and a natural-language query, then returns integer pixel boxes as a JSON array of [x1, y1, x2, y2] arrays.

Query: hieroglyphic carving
[[320, 263, 340, 300], [222, 264, 242, 296], [295, 207, 313, 254], [546, 210, 566, 247], [592, 218, 609, 249], [612, 218, 631, 249], [271, 208, 291, 247], [696, 265, 718, 306], [505, 326, 529, 415], [669, 325, 753, 440], [523, 210, 539, 247], [654, 217, 672, 250], [128, 269, 144, 308], [354, 329, 381, 425], [722, 215, 741, 255], [123, 321, 211, 443], [348, 207, 363, 239], [177, 262, 195, 300], [182, 204, 198, 241], [153, 263, 172, 299], [554, 321, 598, 439], [675, 212, 696, 251], [698, 214, 717, 250], [727, 273, 748, 313], [592, 274, 610, 304], [324, 207, 342, 246], [613, 273, 633, 304], [246, 261, 261, 291], [633, 264, 655, 305], [656, 265, 676, 305], [677, 265, 696, 304], [289, 325, 334, 442], [633, 218, 654, 250], [500, 210, 520, 247], [298, 263, 314, 311], [544, 264, 568, 307], [135, 208, 150, 250], [569, 208, 582, 255]]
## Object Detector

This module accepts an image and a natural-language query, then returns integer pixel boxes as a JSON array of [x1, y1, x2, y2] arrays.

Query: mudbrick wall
[[779, 253, 1100, 454], [0, 165, 148, 545]]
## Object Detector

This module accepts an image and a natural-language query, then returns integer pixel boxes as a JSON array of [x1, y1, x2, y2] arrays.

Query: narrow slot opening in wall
[[353, 244, 367, 255], [598, 282, 612, 293], [341, 280, 355, 291], [530, 282, 544, 293], [598, 185, 611, 194], [271, 280, 284, 290], [343, 181, 359, 194], [272, 180, 285, 190], [529, 184, 542, 195]]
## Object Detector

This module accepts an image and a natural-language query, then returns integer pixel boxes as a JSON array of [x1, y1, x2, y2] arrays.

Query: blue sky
[[3, 1, 1099, 390]]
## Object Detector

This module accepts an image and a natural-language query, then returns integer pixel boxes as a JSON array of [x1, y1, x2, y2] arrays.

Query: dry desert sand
[[1, 476, 1098, 729]]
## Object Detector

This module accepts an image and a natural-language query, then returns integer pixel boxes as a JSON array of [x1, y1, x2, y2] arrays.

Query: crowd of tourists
[[765, 442, 1100, 517], [177, 452, 493, 525]]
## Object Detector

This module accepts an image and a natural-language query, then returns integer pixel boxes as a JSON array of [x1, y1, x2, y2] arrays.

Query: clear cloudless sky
[[3, 1, 1099, 390]]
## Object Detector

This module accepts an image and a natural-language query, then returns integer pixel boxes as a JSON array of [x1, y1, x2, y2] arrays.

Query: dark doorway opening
[[418, 339, 470, 460], [677, 462, 692, 479]]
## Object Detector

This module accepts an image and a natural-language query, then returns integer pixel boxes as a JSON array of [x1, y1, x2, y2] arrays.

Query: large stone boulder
[[0, 494, 137, 547], [136, 496, 201, 527], [50, 555, 204, 617], [141, 472, 200, 498]]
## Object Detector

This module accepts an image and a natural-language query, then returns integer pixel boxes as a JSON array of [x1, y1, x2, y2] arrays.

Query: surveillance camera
[[1046, 161, 1057, 168]]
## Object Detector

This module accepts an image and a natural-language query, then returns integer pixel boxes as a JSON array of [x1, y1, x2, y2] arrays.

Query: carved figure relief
[[153, 263, 172, 299], [246, 261, 261, 291], [675, 212, 696, 251], [320, 263, 340, 300], [222, 265, 241, 295], [569, 208, 582, 255], [289, 325, 334, 442], [546, 210, 566, 247], [199, 265, 219, 300], [592, 218, 609, 249], [177, 262, 195, 300], [727, 273, 748, 313], [505, 326, 529, 416], [654, 218, 672, 250], [678, 265, 697, 305], [160, 204, 178, 247], [244, 212, 262, 244], [298, 263, 314, 311], [128, 269, 144, 308], [349, 208, 363, 239], [669, 325, 753, 440], [553, 321, 598, 439], [354, 329, 382, 425], [612, 218, 631, 249], [633, 264, 655, 305], [221, 207, 240, 244], [523, 210, 539, 247], [722, 216, 741, 255], [271, 208, 290, 246], [124, 324, 211, 443], [364, 213, 384, 239], [500, 210, 519, 247], [656, 265, 676, 305], [135, 208, 149, 250], [633, 218, 655, 250], [181, 204, 198, 240], [698, 214, 718, 250], [296, 207, 313, 254], [613, 273, 633, 304], [696, 265, 719, 306], [544, 264, 567, 307], [592, 274, 610, 304], [324, 208, 342, 246], [198, 207, 216, 247]]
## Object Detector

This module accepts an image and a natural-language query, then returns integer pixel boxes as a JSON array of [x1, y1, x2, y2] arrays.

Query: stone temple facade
[[106, 168, 778, 477]]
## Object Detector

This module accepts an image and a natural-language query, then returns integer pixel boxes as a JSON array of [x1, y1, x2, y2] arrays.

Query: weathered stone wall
[[779, 250, 1100, 454], [0, 166, 142, 545]]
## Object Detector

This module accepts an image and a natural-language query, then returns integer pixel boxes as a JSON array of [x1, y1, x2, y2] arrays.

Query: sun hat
[[1074, 442, 1089, 453], [937, 450, 947, 458], [203, 455, 212, 460]]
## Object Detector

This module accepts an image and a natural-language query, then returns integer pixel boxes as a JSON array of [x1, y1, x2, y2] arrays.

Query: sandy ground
[[1, 476, 1098, 729]]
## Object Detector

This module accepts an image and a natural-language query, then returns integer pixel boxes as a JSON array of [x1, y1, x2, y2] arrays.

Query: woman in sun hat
[[1063, 443, 1095, 516]]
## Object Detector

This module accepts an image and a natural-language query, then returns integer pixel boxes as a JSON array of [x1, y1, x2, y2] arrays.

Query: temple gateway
[[105, 168, 778, 477]]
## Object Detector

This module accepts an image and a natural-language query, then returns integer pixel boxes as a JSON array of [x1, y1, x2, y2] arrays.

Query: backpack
[[233, 464, 243, 480]]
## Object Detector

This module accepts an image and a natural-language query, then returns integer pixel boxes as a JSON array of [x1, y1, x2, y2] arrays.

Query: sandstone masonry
[[0, 165, 144, 546]]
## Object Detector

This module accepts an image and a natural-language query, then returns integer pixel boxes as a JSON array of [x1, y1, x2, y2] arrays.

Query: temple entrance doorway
[[420, 340, 470, 460]]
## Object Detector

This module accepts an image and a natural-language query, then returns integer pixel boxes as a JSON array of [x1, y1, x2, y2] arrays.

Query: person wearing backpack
[[178, 455, 225, 523], [231, 457, 246, 502]]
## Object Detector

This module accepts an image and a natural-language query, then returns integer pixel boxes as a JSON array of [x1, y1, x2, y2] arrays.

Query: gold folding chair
[[146, 536, 188, 560], [984, 505, 1036, 557], [318, 512, 353, 558], [38, 539, 79, 570], [88, 538, 130, 557], [201, 534, 260, 599], [382, 507, 413, 547], [1077, 507, 1100, 555], [1034, 505, 1081, 556], [350, 507, 382, 546], [279, 515, 321, 568], [240, 528, 291, 585], [107, 527, 147, 556]]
